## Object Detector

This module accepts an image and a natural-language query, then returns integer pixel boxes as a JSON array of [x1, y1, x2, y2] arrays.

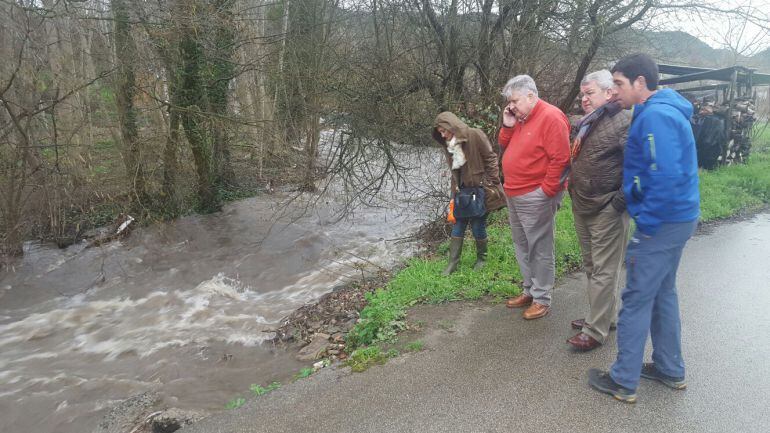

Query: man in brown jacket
[[567, 70, 632, 351]]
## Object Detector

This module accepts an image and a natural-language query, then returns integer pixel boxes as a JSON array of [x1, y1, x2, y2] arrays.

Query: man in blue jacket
[[588, 53, 700, 403]]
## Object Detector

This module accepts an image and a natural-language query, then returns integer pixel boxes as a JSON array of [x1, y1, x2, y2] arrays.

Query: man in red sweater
[[498, 75, 570, 320]]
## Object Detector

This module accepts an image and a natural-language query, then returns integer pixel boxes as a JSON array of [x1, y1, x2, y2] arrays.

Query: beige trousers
[[572, 203, 630, 343], [506, 188, 563, 306]]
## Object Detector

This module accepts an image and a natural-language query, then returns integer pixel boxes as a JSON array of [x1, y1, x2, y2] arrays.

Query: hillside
[[602, 29, 770, 72]]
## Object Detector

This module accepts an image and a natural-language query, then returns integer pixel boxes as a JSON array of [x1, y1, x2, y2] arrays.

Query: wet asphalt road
[[182, 214, 770, 433]]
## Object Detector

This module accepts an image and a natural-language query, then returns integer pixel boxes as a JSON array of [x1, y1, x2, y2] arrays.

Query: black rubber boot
[[473, 238, 488, 271], [442, 237, 464, 276]]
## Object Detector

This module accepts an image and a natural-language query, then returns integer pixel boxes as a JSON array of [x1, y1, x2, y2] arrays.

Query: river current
[[0, 138, 448, 433]]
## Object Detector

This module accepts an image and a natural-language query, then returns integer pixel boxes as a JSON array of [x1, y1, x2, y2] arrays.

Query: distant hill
[[751, 47, 770, 70], [601, 29, 770, 73]]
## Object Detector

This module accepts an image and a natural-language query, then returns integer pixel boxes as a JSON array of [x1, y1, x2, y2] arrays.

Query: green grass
[[346, 202, 582, 349], [249, 381, 281, 396], [347, 346, 388, 372], [294, 367, 314, 380], [346, 123, 770, 351], [224, 397, 246, 410], [405, 340, 425, 352], [699, 125, 770, 221]]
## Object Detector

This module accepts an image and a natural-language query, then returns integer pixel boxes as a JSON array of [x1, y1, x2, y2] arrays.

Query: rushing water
[[0, 137, 448, 433]]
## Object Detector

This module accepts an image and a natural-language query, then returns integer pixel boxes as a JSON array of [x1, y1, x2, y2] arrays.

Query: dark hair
[[611, 53, 659, 91]]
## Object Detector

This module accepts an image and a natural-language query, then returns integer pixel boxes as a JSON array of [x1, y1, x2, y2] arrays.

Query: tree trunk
[[559, 29, 604, 112], [113, 0, 146, 205], [174, 2, 220, 212], [162, 105, 181, 212], [209, 0, 236, 188]]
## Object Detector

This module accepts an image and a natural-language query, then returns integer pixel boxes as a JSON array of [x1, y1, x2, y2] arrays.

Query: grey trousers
[[572, 203, 630, 342], [506, 187, 563, 306]]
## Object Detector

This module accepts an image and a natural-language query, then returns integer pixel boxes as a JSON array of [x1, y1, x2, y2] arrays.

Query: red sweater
[[498, 100, 570, 197]]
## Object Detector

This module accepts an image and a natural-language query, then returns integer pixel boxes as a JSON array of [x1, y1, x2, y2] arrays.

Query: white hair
[[581, 69, 614, 90], [501, 75, 538, 99]]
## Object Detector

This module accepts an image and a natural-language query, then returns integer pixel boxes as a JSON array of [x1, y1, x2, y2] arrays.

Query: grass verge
[[346, 198, 583, 349], [699, 125, 770, 221], [346, 123, 770, 351]]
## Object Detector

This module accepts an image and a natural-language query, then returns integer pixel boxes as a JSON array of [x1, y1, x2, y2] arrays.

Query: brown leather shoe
[[570, 318, 617, 331], [523, 302, 550, 320], [567, 332, 602, 351], [506, 294, 533, 308]]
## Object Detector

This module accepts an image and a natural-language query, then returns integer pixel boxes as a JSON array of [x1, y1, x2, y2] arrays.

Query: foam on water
[[0, 273, 275, 364]]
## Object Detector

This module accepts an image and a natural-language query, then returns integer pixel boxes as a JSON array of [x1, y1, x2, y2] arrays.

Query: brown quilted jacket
[[568, 107, 632, 215]]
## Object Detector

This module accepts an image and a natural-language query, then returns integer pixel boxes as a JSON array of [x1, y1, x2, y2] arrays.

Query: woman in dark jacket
[[432, 112, 506, 275]]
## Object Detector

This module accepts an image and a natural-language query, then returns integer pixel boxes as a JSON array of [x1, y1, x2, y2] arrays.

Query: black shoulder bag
[[452, 168, 486, 219]]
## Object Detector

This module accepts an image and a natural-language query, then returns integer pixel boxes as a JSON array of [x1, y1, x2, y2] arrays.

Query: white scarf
[[446, 136, 466, 170]]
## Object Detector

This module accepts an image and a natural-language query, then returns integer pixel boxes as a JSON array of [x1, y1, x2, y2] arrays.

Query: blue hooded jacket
[[624, 88, 700, 235]]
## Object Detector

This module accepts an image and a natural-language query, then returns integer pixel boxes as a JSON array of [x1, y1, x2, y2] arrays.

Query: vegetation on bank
[[6, 0, 764, 257], [344, 202, 582, 350], [346, 123, 770, 353]]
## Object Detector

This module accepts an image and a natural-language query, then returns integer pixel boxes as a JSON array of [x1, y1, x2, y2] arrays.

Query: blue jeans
[[451, 214, 488, 239], [610, 220, 698, 390]]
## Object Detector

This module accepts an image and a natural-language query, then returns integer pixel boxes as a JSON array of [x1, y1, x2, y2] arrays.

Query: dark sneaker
[[640, 363, 687, 390], [588, 369, 637, 403]]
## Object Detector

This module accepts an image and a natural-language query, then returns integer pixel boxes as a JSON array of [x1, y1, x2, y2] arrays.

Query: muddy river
[[0, 139, 448, 433]]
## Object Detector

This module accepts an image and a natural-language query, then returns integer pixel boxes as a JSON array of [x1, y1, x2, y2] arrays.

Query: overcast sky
[[657, 0, 770, 54]]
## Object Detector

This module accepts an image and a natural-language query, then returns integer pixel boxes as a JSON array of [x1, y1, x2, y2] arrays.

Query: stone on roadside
[[296, 333, 330, 361], [307, 319, 322, 330], [151, 408, 207, 433], [92, 391, 159, 433]]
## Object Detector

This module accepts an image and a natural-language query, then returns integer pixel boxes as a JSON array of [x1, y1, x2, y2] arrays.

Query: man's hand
[[502, 106, 516, 128]]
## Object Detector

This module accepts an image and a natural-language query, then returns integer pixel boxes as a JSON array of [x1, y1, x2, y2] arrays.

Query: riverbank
[[242, 123, 770, 378], [192, 124, 770, 423], [181, 211, 770, 433], [342, 124, 770, 354], [89, 125, 770, 432]]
